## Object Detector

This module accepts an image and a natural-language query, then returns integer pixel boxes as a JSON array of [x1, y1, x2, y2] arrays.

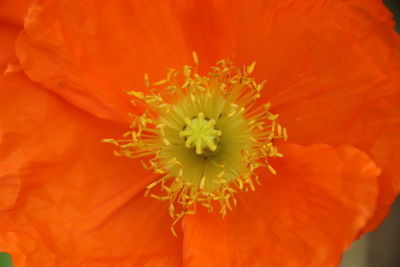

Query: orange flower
[[1, 0, 399, 266]]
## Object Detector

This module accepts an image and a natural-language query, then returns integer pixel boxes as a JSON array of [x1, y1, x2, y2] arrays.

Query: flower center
[[180, 113, 221, 155], [103, 53, 287, 235]]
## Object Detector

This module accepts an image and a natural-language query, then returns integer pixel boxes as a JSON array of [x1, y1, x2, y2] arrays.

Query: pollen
[[103, 53, 287, 236]]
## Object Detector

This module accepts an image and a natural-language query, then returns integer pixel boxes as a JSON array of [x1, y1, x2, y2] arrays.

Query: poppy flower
[[1, 0, 400, 266]]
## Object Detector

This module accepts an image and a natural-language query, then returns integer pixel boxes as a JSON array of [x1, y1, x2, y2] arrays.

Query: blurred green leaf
[[0, 253, 13, 267], [384, 0, 400, 33]]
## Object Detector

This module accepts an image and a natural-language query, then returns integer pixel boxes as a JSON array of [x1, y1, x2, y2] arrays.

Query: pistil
[[103, 54, 287, 236], [180, 113, 222, 155]]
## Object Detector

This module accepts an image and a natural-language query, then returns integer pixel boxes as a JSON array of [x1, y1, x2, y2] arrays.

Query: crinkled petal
[[182, 144, 380, 267], [219, 0, 400, 232], [0, 0, 32, 27], [0, 72, 181, 266], [16, 0, 195, 122], [0, 23, 20, 73], [13, 0, 400, 233]]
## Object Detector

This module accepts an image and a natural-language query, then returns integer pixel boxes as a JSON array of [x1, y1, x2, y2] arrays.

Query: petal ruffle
[[265, 6, 400, 231], [182, 144, 380, 267], [13, 0, 400, 233], [0, 0, 32, 27], [16, 0, 195, 122], [217, 0, 400, 232], [0, 72, 181, 266], [0, 23, 20, 73]]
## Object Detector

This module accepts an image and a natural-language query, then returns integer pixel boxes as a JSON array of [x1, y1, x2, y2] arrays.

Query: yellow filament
[[103, 54, 287, 236]]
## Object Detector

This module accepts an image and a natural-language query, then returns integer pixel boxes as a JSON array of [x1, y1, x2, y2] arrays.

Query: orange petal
[[364, 116, 400, 231], [0, 23, 20, 74], [0, 0, 32, 27], [268, 16, 400, 232], [170, 0, 234, 67], [16, 0, 195, 122], [221, 0, 400, 232], [182, 144, 380, 267], [0, 72, 181, 266], [14, 0, 400, 233]]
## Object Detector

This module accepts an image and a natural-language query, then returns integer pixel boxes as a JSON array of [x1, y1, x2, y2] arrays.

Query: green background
[[1, 0, 399, 266], [0, 253, 13, 267]]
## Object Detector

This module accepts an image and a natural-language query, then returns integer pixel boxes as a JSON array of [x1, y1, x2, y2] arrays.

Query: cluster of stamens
[[104, 53, 287, 235]]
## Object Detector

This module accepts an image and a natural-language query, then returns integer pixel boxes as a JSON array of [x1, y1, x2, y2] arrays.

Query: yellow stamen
[[103, 55, 287, 235]]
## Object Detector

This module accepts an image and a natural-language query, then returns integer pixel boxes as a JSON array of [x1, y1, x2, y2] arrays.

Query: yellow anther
[[247, 61, 256, 74], [192, 51, 199, 65], [144, 73, 150, 87], [153, 79, 168, 86], [104, 56, 287, 236], [267, 165, 277, 175], [162, 138, 170, 146]]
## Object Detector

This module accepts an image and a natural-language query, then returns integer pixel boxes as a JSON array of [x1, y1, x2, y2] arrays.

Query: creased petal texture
[[16, 0, 195, 122], [0, 0, 32, 74], [0, 72, 182, 266], [0, 0, 32, 27], [0, 23, 19, 76], [182, 144, 380, 267], [0, 0, 399, 266], [205, 0, 400, 231]]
